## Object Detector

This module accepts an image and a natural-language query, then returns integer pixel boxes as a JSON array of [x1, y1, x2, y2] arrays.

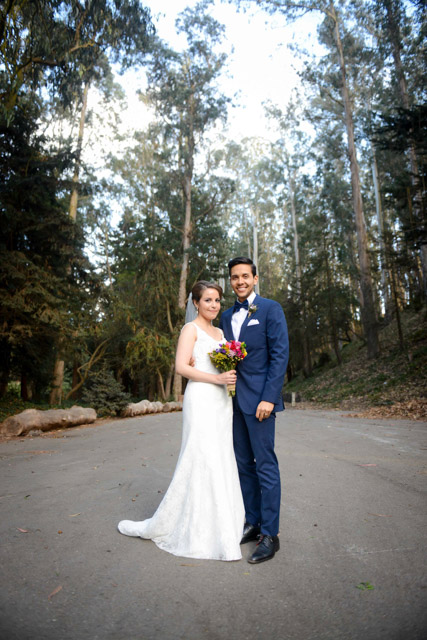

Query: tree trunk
[[252, 208, 260, 294], [148, 377, 155, 402], [372, 147, 392, 319], [421, 242, 427, 302], [174, 169, 192, 401], [178, 173, 192, 308], [390, 259, 405, 352], [64, 339, 108, 401], [157, 369, 166, 401], [70, 360, 80, 400], [331, 2, 380, 358], [69, 81, 89, 221], [165, 363, 174, 399], [49, 358, 64, 405], [287, 163, 312, 375], [104, 231, 113, 288], [324, 240, 342, 364], [175, 97, 195, 401], [50, 82, 89, 405], [20, 370, 29, 401], [0, 340, 11, 398], [243, 207, 252, 258]]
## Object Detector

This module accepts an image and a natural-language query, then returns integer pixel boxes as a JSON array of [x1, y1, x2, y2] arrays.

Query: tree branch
[[65, 339, 109, 400]]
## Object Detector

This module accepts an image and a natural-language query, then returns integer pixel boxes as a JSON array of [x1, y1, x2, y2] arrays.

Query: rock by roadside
[[0, 406, 97, 437]]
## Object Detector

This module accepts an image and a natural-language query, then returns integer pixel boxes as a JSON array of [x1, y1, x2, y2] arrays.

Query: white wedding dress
[[118, 323, 244, 561]]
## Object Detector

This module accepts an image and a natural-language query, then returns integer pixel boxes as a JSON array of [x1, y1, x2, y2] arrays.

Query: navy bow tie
[[233, 299, 249, 313]]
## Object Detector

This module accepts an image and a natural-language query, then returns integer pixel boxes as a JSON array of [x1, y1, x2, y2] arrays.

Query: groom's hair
[[228, 257, 257, 276]]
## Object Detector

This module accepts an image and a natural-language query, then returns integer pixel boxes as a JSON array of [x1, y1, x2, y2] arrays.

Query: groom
[[219, 257, 289, 564]]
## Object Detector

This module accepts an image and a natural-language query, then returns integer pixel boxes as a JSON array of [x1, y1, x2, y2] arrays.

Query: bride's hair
[[191, 280, 223, 303]]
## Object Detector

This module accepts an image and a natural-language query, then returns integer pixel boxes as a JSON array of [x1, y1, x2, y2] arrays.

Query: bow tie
[[233, 299, 249, 313]]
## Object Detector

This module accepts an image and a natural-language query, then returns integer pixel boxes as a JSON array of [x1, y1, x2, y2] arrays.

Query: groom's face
[[230, 264, 258, 302]]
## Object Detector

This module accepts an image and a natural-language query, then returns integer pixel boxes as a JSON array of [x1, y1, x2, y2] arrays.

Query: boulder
[[0, 406, 97, 437]]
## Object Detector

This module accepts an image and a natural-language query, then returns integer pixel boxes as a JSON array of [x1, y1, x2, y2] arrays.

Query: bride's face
[[195, 288, 221, 321]]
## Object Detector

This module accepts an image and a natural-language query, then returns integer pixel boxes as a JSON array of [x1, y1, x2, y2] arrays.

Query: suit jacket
[[219, 294, 289, 415]]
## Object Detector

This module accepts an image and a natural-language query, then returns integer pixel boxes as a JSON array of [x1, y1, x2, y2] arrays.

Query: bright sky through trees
[[118, 0, 323, 143]]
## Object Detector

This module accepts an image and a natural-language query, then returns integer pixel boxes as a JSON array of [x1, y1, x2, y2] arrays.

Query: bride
[[118, 281, 245, 561]]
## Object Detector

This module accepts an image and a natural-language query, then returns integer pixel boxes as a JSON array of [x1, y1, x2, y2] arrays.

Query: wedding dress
[[118, 323, 245, 561]]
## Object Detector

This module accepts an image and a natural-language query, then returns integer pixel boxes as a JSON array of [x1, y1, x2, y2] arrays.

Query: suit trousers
[[232, 398, 281, 536]]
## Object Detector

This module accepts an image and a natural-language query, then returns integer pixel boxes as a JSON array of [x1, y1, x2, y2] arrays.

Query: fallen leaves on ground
[[346, 398, 427, 421], [48, 585, 62, 600]]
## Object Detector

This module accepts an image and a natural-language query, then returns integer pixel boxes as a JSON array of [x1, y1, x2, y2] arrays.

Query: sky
[[116, 0, 324, 145]]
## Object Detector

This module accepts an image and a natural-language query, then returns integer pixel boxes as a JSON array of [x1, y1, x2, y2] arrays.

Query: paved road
[[1, 409, 426, 640]]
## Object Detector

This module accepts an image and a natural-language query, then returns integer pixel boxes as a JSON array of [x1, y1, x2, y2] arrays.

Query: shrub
[[81, 369, 131, 417], [317, 352, 331, 368]]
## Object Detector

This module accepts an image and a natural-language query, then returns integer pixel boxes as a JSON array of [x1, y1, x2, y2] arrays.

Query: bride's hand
[[216, 370, 236, 385]]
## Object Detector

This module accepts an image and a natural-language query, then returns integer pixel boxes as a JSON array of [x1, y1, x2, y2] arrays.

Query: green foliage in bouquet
[[82, 369, 131, 417]]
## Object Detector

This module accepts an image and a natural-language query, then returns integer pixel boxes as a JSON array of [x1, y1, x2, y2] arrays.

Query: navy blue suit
[[219, 294, 289, 536]]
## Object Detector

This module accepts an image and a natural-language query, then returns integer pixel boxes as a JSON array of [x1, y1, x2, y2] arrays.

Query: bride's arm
[[175, 324, 236, 385]]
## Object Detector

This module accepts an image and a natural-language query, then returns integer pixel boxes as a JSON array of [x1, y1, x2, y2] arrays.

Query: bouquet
[[209, 340, 247, 396]]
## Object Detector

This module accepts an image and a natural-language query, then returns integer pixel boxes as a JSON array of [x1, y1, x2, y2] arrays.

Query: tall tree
[[145, 1, 229, 310], [0, 100, 98, 400], [372, 0, 426, 300], [235, 0, 381, 357], [142, 2, 230, 398], [1, 0, 154, 404]]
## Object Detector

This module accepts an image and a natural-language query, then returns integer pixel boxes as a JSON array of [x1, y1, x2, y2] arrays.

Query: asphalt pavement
[[1, 408, 426, 640]]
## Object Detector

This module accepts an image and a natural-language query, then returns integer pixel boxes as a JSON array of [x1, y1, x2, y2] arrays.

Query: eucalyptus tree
[[371, 0, 426, 301], [263, 101, 315, 373], [219, 137, 285, 299], [96, 118, 233, 399], [234, 0, 381, 357], [144, 1, 230, 311]]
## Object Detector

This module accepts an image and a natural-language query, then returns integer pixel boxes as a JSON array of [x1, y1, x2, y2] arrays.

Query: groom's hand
[[256, 401, 274, 422], [189, 356, 195, 367]]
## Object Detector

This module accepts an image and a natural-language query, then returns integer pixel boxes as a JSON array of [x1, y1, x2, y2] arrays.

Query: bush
[[317, 352, 331, 368], [81, 369, 131, 417]]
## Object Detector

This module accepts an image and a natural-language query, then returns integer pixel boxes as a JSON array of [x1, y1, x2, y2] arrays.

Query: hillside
[[286, 308, 427, 421]]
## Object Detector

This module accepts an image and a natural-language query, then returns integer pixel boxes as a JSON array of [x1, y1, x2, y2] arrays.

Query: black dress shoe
[[240, 523, 261, 544], [248, 534, 280, 564]]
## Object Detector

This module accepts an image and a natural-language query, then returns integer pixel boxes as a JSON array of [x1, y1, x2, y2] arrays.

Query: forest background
[[1, 0, 426, 420]]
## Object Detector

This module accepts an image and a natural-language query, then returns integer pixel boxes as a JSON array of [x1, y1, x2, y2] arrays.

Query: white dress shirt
[[231, 291, 256, 341]]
